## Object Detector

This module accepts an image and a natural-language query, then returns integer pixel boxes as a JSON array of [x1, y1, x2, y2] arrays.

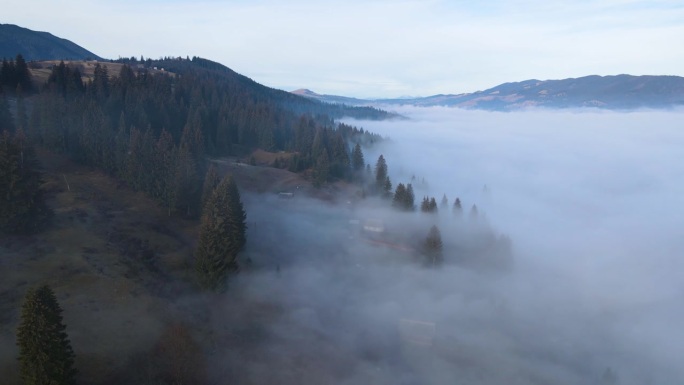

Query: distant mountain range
[[0, 24, 102, 61], [293, 75, 684, 110]]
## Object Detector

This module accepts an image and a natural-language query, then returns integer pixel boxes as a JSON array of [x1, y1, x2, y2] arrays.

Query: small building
[[363, 219, 385, 233], [398, 319, 436, 346], [278, 192, 294, 199]]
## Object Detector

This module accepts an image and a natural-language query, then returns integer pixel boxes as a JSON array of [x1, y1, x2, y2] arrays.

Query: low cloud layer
[[216, 107, 684, 384]]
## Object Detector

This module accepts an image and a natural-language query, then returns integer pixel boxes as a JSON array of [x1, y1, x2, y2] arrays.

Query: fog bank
[[219, 107, 684, 384]]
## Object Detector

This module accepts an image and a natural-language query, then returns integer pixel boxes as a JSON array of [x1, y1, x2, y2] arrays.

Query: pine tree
[[420, 196, 431, 213], [440, 194, 448, 210], [420, 196, 437, 213], [312, 149, 330, 188], [453, 197, 462, 216], [195, 176, 246, 291], [392, 183, 407, 210], [383, 175, 392, 198], [351, 143, 364, 172], [423, 225, 443, 266], [14, 54, 32, 92], [404, 183, 416, 211], [91, 63, 109, 98], [429, 197, 438, 213], [374, 154, 388, 193], [16, 285, 77, 385], [470, 204, 479, 221], [200, 164, 220, 213]]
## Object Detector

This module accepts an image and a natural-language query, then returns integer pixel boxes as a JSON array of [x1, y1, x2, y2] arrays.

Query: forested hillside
[[4, 56, 384, 218], [0, 52, 513, 385]]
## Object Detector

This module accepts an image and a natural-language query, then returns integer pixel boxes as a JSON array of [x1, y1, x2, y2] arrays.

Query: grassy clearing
[[29, 60, 176, 85]]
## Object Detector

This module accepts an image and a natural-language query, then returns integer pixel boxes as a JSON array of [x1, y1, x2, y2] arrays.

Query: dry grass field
[[0, 149, 200, 384], [29, 60, 175, 85], [0, 148, 333, 384]]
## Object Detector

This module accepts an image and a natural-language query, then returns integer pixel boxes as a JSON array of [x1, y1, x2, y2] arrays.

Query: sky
[[5, 0, 684, 97]]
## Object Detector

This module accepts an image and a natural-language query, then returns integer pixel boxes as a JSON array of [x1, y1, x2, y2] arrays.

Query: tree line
[[355, 151, 511, 268], [1, 54, 33, 93]]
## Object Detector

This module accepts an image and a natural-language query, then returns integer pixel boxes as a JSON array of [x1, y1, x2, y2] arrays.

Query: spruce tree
[[195, 176, 246, 291], [312, 150, 330, 188], [351, 143, 364, 172], [440, 194, 448, 210], [200, 164, 220, 212], [16, 285, 77, 385], [429, 197, 438, 213], [404, 183, 416, 211], [383, 175, 392, 198], [470, 204, 479, 221], [420, 196, 438, 213], [420, 196, 431, 213], [392, 183, 407, 210], [424, 225, 443, 266], [14, 54, 32, 92], [453, 197, 462, 216], [374, 154, 388, 193]]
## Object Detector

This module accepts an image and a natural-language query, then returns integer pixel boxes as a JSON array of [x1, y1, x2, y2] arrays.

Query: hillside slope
[[0, 24, 102, 61]]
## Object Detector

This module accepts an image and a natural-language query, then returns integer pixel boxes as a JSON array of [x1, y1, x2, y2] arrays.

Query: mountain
[[291, 88, 370, 106], [141, 57, 393, 120], [0, 23, 102, 61], [293, 75, 684, 110]]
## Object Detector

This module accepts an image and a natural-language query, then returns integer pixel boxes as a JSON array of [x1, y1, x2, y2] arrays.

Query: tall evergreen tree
[[430, 197, 438, 213], [420, 196, 430, 213], [374, 154, 388, 193], [470, 204, 479, 221], [453, 197, 462, 216], [200, 164, 220, 213], [383, 175, 392, 199], [440, 194, 448, 210], [16, 285, 77, 385], [195, 176, 246, 291], [423, 225, 443, 267], [420, 196, 438, 213], [351, 143, 364, 172], [392, 183, 407, 210], [91, 63, 109, 98], [405, 183, 416, 211], [312, 149, 330, 188], [14, 54, 32, 92]]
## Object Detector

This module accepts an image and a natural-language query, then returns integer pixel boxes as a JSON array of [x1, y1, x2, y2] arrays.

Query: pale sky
[[5, 0, 684, 97]]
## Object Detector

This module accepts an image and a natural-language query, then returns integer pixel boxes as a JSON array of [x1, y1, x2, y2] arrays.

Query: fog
[[218, 108, 684, 384]]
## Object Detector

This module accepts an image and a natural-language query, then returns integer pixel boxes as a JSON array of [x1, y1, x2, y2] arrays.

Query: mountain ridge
[[0, 23, 102, 61], [292, 74, 684, 110]]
